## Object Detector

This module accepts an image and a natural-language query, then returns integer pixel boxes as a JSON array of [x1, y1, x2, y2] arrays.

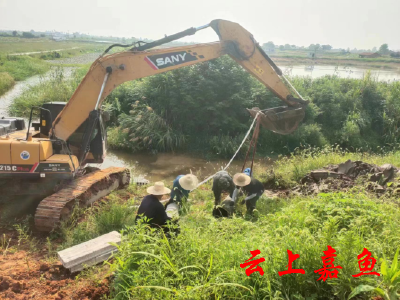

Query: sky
[[0, 0, 399, 50]]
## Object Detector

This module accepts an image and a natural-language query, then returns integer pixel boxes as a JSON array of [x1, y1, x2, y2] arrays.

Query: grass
[[0, 38, 104, 96], [0, 37, 104, 55], [0, 55, 50, 97], [0, 56, 50, 81], [257, 146, 400, 188], [58, 184, 142, 249], [108, 192, 399, 299], [55, 148, 400, 300], [8, 66, 88, 117], [0, 72, 15, 95]]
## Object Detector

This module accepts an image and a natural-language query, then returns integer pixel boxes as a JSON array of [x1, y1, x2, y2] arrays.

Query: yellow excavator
[[0, 19, 307, 231]]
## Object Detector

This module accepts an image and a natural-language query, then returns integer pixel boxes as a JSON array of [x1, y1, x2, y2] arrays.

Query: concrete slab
[[58, 231, 121, 272]]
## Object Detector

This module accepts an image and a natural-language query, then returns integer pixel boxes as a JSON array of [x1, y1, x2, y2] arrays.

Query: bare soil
[[292, 159, 400, 196], [0, 226, 110, 300]]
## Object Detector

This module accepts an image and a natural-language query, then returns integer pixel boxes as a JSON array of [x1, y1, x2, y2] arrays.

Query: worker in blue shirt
[[170, 174, 198, 204], [244, 168, 252, 177]]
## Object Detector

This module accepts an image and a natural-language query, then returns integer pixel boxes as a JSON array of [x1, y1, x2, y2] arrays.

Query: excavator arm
[[52, 19, 307, 159]]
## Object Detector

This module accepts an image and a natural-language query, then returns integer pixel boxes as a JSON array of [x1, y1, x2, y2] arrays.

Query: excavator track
[[34, 167, 130, 232]]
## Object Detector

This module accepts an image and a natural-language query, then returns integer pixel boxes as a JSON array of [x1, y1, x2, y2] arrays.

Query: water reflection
[[282, 65, 400, 81]]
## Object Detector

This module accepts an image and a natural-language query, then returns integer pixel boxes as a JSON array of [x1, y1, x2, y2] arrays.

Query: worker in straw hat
[[170, 174, 199, 205], [135, 181, 173, 229], [232, 172, 264, 215]]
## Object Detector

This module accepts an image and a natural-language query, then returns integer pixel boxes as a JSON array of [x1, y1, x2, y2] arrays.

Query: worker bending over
[[170, 174, 198, 204], [211, 171, 236, 217], [135, 182, 172, 230], [212, 171, 235, 206], [232, 171, 264, 214]]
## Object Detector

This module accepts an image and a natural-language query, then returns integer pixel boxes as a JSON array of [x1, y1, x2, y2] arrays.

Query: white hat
[[233, 173, 251, 187], [179, 174, 199, 191], [147, 181, 171, 195]]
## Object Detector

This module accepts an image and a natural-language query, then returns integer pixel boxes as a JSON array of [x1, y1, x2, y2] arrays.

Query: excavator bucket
[[247, 106, 306, 135]]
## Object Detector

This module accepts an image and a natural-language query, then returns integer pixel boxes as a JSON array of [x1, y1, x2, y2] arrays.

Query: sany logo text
[[156, 53, 187, 66], [145, 51, 198, 70]]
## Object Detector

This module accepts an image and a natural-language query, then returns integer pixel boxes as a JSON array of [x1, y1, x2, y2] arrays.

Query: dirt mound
[[0, 243, 110, 300], [293, 159, 399, 195]]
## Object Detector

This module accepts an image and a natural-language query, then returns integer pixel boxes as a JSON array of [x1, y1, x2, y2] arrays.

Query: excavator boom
[[52, 19, 306, 142]]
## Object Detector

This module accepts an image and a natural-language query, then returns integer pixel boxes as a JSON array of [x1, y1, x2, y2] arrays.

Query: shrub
[[22, 32, 35, 38], [117, 101, 186, 153], [107, 127, 132, 151]]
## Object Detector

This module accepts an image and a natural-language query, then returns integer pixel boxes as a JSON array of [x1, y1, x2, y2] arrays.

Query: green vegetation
[[0, 54, 52, 96], [257, 146, 400, 188], [59, 187, 139, 249], [110, 192, 399, 299], [0, 37, 104, 96], [0, 55, 50, 95], [103, 56, 400, 158], [0, 56, 50, 81], [348, 248, 400, 300], [6, 55, 400, 161], [0, 72, 14, 95], [57, 149, 400, 299], [8, 67, 88, 117], [0, 37, 102, 54]]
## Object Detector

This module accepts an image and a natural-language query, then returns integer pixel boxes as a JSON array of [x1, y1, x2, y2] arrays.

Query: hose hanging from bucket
[[241, 114, 262, 177]]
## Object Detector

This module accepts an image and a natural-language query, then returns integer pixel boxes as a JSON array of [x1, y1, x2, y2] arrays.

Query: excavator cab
[[32, 102, 106, 166]]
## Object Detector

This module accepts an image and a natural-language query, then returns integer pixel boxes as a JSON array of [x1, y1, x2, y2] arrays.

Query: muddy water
[[99, 150, 272, 182]]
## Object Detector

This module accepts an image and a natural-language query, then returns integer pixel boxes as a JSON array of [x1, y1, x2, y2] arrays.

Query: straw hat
[[179, 174, 199, 191], [147, 181, 171, 195], [233, 173, 251, 187]]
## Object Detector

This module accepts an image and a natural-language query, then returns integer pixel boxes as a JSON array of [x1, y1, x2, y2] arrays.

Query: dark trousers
[[245, 191, 263, 213]]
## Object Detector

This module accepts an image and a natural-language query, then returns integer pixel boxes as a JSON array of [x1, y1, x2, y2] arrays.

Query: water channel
[[282, 65, 400, 81]]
